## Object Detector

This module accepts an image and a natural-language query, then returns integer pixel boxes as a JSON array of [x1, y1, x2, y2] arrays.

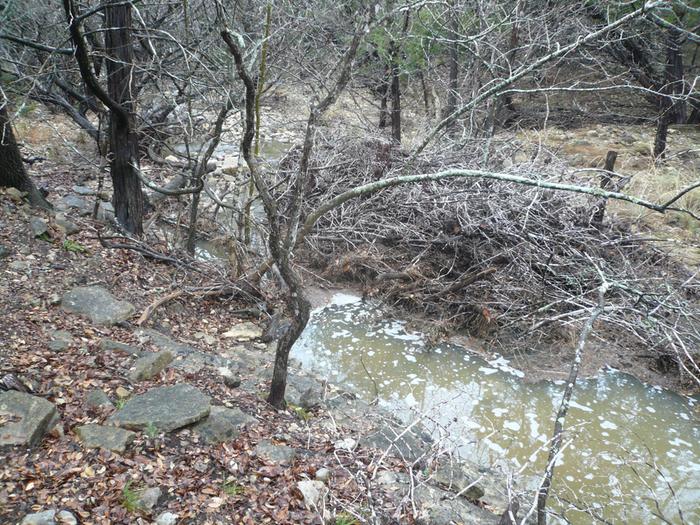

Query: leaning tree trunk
[[105, 1, 144, 235], [0, 102, 51, 208]]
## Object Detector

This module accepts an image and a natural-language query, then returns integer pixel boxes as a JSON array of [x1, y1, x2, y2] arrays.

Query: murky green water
[[292, 294, 700, 524]]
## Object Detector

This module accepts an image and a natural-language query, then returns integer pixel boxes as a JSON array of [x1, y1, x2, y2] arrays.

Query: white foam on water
[[600, 421, 618, 430], [504, 421, 521, 432], [569, 401, 593, 413]]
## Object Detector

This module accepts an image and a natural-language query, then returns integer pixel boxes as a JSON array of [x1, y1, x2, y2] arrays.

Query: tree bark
[[0, 102, 51, 208], [654, 28, 685, 159], [105, 1, 144, 234]]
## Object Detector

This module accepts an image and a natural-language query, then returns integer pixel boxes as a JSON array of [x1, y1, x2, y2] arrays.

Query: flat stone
[[75, 424, 136, 453], [5, 187, 26, 202], [58, 195, 89, 211], [155, 512, 178, 525], [128, 351, 174, 382], [55, 214, 80, 235], [62, 286, 134, 325], [136, 486, 162, 511], [315, 467, 330, 482], [20, 510, 56, 525], [0, 244, 11, 258], [85, 389, 113, 409], [9, 260, 30, 271], [100, 339, 142, 357], [30, 217, 49, 237], [297, 480, 327, 510], [72, 185, 96, 196], [109, 384, 210, 432], [192, 405, 255, 443], [359, 423, 429, 462], [47, 330, 73, 351], [413, 482, 499, 525], [254, 439, 296, 464], [135, 328, 195, 356], [432, 461, 485, 501], [221, 321, 263, 341], [0, 391, 58, 447]]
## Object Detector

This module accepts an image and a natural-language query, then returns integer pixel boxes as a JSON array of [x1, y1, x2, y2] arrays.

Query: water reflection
[[292, 295, 700, 524]]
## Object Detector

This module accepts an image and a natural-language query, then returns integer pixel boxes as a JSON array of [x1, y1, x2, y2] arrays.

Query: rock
[[296, 480, 327, 510], [62, 286, 135, 325], [164, 155, 183, 166], [75, 424, 136, 453], [9, 260, 30, 271], [47, 330, 72, 351], [155, 512, 178, 525], [128, 351, 174, 382], [58, 195, 89, 211], [334, 437, 357, 452], [109, 384, 211, 432], [85, 389, 113, 409], [192, 405, 255, 443], [219, 368, 241, 389], [222, 321, 263, 341], [315, 467, 331, 482], [171, 352, 207, 374], [286, 373, 323, 409], [412, 482, 499, 525], [54, 214, 80, 235], [0, 391, 58, 447], [206, 159, 217, 172], [72, 185, 96, 196], [115, 386, 131, 399], [136, 486, 162, 511], [0, 244, 11, 258], [254, 439, 296, 464], [20, 510, 56, 525], [56, 510, 78, 525], [30, 216, 49, 238], [100, 339, 143, 357], [359, 423, 429, 462], [432, 461, 485, 502], [135, 328, 195, 356], [5, 187, 26, 203]]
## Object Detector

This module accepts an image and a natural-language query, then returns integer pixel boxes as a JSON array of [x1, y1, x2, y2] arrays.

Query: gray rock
[[431, 461, 485, 502], [9, 260, 30, 271], [85, 389, 113, 409], [413, 482, 499, 525], [221, 321, 263, 341], [109, 384, 211, 432], [72, 185, 96, 196], [262, 313, 291, 343], [75, 424, 136, 453], [47, 330, 73, 351], [58, 195, 89, 211], [0, 391, 58, 447], [30, 216, 49, 238], [128, 351, 174, 382], [192, 405, 255, 443], [5, 187, 26, 202], [315, 467, 330, 482], [219, 368, 241, 389], [136, 486, 162, 511], [254, 439, 296, 464], [0, 244, 11, 258], [359, 423, 429, 462], [20, 510, 56, 525], [56, 510, 78, 525], [62, 286, 135, 325], [286, 373, 323, 409], [170, 352, 207, 374], [135, 328, 195, 356], [155, 512, 178, 525], [55, 215, 80, 235], [296, 480, 327, 510], [100, 339, 142, 357]]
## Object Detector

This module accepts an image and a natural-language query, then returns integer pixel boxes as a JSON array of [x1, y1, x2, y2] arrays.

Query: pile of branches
[[287, 131, 699, 387]]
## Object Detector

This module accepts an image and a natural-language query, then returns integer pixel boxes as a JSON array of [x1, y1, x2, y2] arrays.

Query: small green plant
[[144, 422, 159, 439], [289, 403, 311, 422], [63, 239, 87, 253], [222, 478, 245, 496], [115, 398, 128, 409], [37, 232, 51, 242], [121, 480, 142, 513], [334, 513, 359, 525]]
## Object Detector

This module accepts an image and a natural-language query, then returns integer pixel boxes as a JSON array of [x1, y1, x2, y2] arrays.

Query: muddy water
[[291, 293, 700, 524]]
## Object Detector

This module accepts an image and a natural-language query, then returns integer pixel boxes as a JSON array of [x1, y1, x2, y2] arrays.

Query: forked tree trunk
[[105, 1, 143, 234], [0, 102, 51, 208]]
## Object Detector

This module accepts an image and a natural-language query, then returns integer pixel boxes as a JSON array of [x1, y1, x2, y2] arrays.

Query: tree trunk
[[390, 55, 401, 143], [0, 102, 51, 208], [105, 0, 144, 235], [654, 28, 685, 159], [444, 4, 459, 124], [378, 77, 389, 128]]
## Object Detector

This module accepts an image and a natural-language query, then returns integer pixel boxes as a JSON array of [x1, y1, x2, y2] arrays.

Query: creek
[[291, 293, 700, 524]]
